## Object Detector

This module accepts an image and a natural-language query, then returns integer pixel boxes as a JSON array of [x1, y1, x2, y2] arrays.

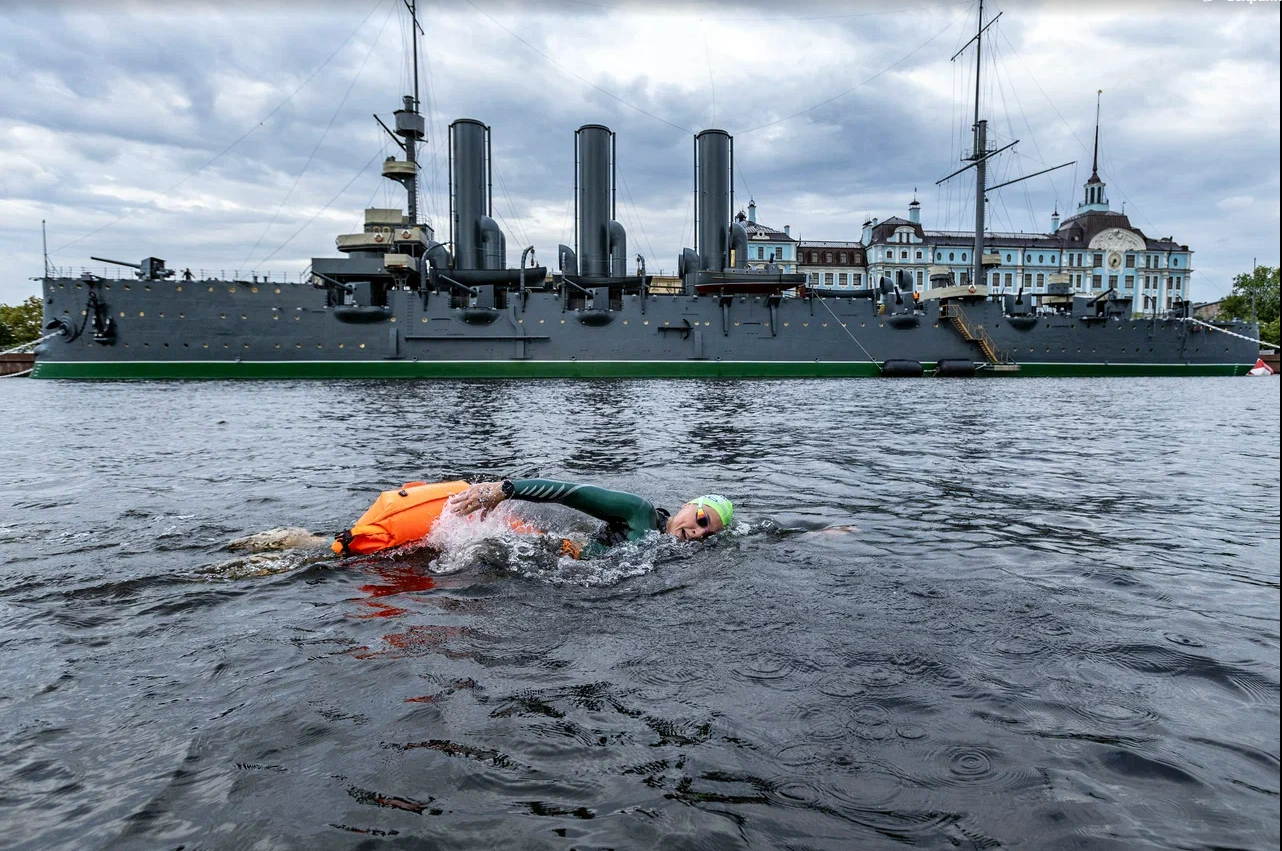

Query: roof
[[926, 231, 1064, 250], [738, 219, 796, 242], [797, 240, 864, 249], [867, 216, 925, 244]]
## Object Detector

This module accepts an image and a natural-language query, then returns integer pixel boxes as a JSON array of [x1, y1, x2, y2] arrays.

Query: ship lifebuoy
[[968, 284, 976, 294], [401, 230, 412, 239], [373, 233, 384, 243]]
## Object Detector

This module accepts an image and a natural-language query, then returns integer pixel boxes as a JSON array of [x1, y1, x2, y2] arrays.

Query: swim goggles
[[696, 506, 710, 528]]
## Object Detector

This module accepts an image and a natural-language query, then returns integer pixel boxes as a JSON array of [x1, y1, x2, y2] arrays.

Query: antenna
[[1092, 89, 1102, 178], [41, 219, 49, 278]]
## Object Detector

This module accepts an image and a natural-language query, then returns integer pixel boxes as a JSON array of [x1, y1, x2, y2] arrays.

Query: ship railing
[[45, 266, 313, 284]]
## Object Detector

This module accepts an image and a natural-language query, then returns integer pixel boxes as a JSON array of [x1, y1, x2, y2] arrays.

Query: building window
[[1109, 274, 1118, 289], [949, 252, 955, 261], [1167, 278, 1173, 291], [962, 253, 967, 262], [917, 270, 924, 286], [960, 272, 969, 286], [854, 273, 863, 286], [916, 250, 923, 260], [1125, 275, 1134, 289], [1024, 273, 1032, 287], [838, 273, 848, 286], [1038, 254, 1044, 263], [825, 252, 833, 263], [1006, 253, 1013, 263], [1093, 253, 1103, 268], [824, 273, 834, 285], [1125, 254, 1135, 268], [1172, 257, 1179, 267], [1036, 273, 1045, 286], [1093, 274, 1102, 288], [936, 252, 942, 261], [991, 272, 999, 286], [808, 273, 817, 284], [839, 252, 847, 264], [810, 252, 818, 263], [1050, 255, 1056, 263], [901, 250, 908, 260]]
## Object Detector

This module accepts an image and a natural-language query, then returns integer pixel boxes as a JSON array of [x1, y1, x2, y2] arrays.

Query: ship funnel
[[574, 124, 627, 279], [694, 129, 732, 273], [449, 119, 497, 271]]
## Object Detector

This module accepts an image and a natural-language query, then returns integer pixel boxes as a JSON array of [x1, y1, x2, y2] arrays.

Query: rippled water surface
[[1, 378, 1278, 850]]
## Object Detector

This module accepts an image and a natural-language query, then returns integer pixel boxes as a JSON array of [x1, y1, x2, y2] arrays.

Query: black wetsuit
[[509, 479, 669, 555]]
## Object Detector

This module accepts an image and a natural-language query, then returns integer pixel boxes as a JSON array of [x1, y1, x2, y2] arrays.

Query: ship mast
[[971, 0, 986, 291], [378, 0, 426, 228]]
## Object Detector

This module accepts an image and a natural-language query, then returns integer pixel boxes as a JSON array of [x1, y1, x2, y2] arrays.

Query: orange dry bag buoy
[[333, 480, 541, 555], [333, 480, 469, 555]]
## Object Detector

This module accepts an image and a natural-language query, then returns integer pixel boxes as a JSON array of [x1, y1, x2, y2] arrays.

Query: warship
[[33, 2, 1259, 379]]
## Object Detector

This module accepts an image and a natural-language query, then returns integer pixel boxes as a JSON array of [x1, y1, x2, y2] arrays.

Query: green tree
[[1217, 265, 1280, 347], [0, 296, 44, 348]]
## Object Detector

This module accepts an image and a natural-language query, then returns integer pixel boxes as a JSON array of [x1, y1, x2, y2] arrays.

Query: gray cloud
[[1, 0, 1278, 303]]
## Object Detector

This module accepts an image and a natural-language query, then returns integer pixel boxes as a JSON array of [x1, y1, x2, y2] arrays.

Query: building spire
[[1091, 89, 1102, 179]]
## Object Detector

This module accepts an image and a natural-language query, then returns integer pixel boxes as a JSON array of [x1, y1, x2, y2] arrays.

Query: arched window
[[810, 252, 818, 263], [825, 252, 833, 262], [839, 252, 847, 264]]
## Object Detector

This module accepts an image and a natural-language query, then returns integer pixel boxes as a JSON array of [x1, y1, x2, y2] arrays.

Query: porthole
[[229, 287, 236, 293], [539, 319, 545, 324], [119, 311, 125, 317], [664, 321, 670, 326], [176, 286, 182, 292], [338, 343, 344, 348], [296, 343, 302, 348], [243, 343, 249, 349], [163, 343, 168, 348], [622, 320, 628, 325], [561, 319, 566, 324], [423, 317, 429, 322], [275, 288, 281, 294], [223, 343, 228, 349], [275, 343, 280, 349], [642, 320, 648, 325], [734, 321, 740, 326], [273, 315, 278, 321], [359, 343, 365, 349], [203, 343, 208, 348], [783, 321, 789, 327], [158, 313, 165, 318], [241, 314, 246, 320], [251, 287, 258, 294], [220, 313, 226, 319], [317, 343, 323, 348], [208, 286, 214, 292], [822, 322, 828, 327], [295, 315, 300, 321], [390, 317, 396, 322]]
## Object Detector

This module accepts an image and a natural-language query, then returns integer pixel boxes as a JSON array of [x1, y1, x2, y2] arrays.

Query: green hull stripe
[[30, 359, 1254, 379]]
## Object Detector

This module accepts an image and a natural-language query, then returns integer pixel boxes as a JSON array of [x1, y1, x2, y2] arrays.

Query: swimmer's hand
[[447, 482, 507, 517]]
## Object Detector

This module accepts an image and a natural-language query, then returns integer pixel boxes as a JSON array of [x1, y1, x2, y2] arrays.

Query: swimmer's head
[[666, 494, 733, 541]]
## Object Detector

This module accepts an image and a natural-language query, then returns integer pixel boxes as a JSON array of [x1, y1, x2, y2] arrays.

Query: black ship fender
[[880, 360, 924, 377]]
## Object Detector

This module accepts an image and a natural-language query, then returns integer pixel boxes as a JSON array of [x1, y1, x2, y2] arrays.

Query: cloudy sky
[[1, 0, 1278, 305]]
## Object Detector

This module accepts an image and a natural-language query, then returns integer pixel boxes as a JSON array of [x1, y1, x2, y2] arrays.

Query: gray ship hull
[[34, 275, 1259, 378]]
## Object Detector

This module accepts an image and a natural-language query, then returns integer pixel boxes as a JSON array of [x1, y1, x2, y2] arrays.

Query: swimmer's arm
[[508, 479, 653, 527]]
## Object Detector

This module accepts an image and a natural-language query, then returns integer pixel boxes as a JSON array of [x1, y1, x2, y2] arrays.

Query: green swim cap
[[690, 494, 734, 528]]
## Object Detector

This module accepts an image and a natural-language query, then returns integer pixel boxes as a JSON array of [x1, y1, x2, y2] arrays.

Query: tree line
[[0, 296, 42, 349], [1216, 265, 1280, 348]]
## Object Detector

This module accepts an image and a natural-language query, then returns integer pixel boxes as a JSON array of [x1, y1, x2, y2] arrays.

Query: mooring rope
[[814, 295, 878, 363], [0, 331, 60, 357], [1181, 317, 1278, 348], [0, 367, 33, 379]]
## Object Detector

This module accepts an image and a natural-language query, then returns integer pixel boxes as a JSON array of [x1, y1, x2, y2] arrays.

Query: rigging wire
[[617, 164, 658, 267], [255, 148, 387, 267], [51, 0, 387, 254], [996, 25, 1156, 231], [462, 0, 692, 134], [246, 0, 397, 270], [736, 4, 971, 136], [701, 21, 717, 127], [494, 164, 532, 254]]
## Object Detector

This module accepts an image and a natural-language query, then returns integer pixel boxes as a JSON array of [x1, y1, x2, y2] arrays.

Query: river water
[[1, 378, 1278, 850]]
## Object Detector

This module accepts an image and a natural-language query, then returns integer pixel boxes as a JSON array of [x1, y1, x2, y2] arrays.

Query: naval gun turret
[[90, 256, 174, 281]]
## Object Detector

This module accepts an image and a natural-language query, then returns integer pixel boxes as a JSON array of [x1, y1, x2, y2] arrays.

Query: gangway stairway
[[940, 303, 1021, 373]]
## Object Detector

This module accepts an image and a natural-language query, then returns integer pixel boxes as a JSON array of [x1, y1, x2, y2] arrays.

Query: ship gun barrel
[[90, 256, 141, 269]]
